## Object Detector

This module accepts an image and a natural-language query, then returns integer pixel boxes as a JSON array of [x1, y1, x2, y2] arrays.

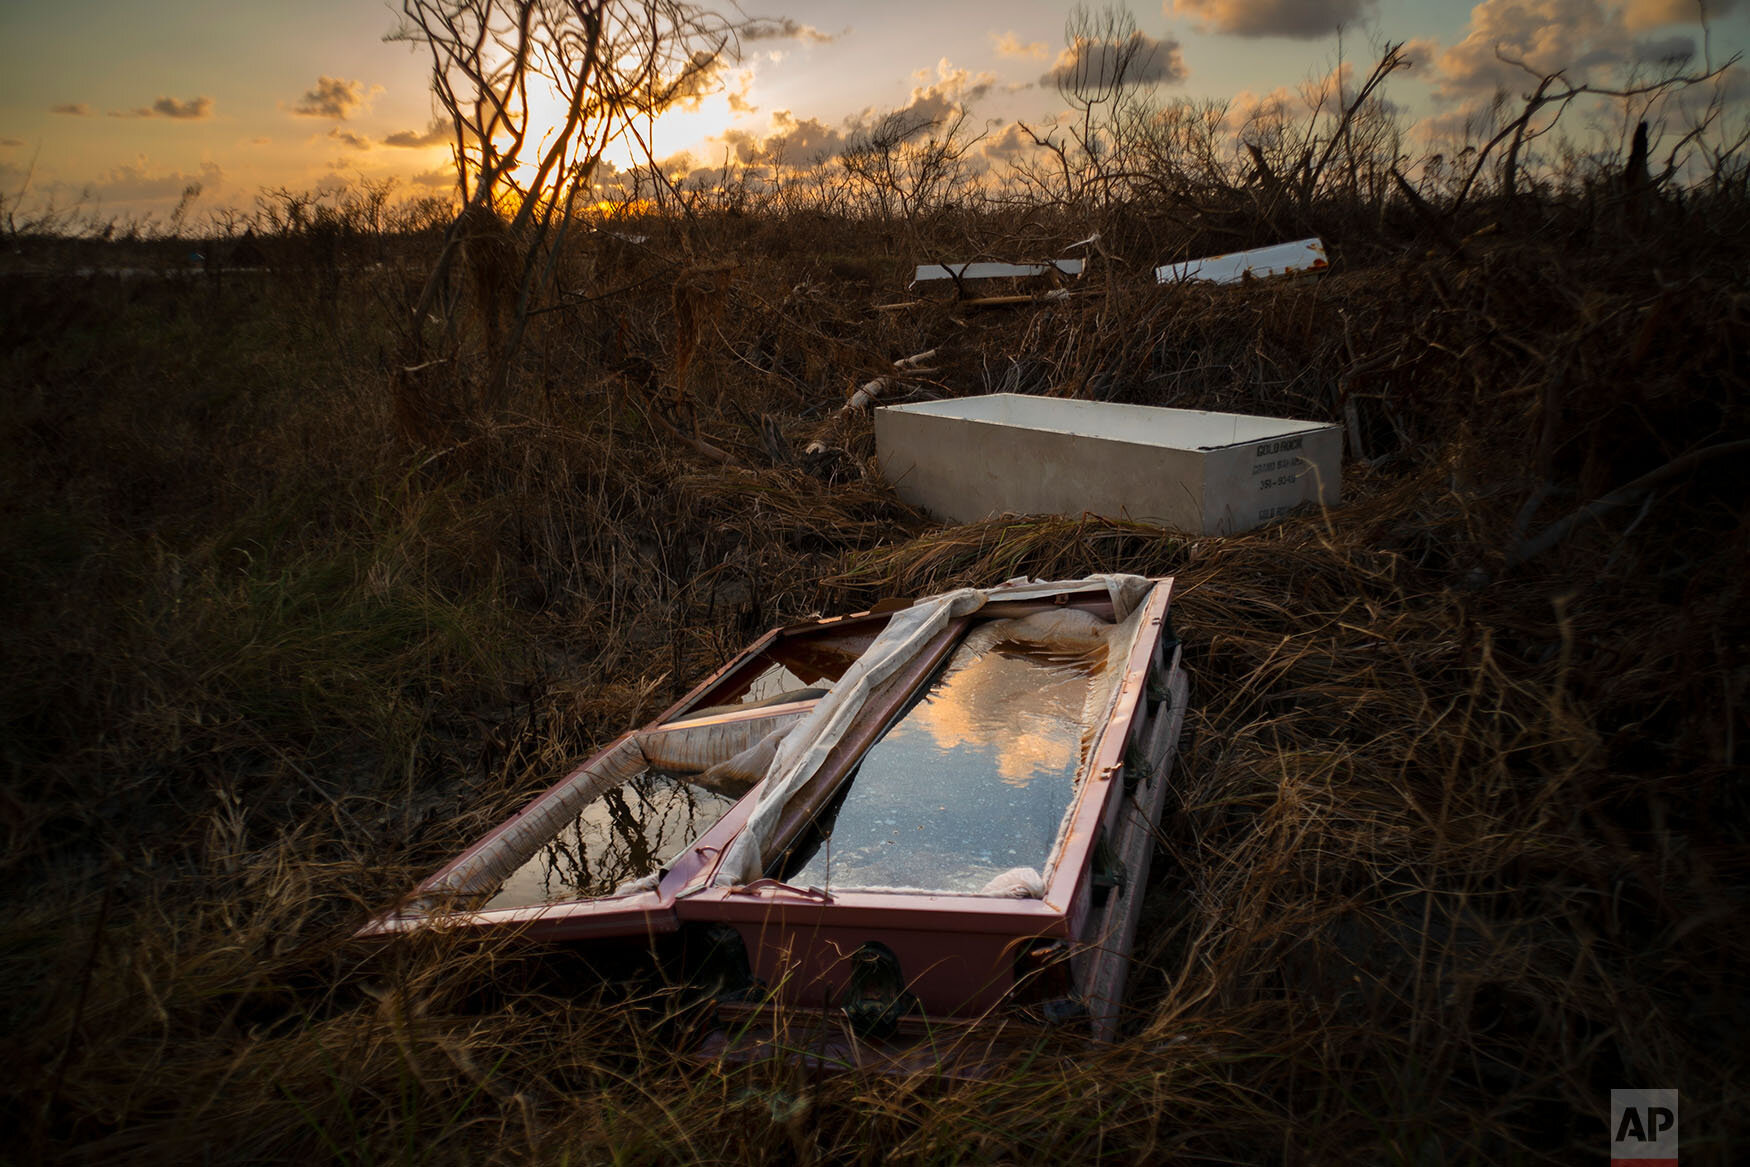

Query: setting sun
[[6, 1, 1744, 220]]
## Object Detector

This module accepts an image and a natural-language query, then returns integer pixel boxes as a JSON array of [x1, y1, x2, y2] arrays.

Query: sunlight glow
[[504, 75, 745, 190]]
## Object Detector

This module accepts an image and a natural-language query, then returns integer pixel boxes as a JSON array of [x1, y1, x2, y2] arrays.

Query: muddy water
[[485, 770, 739, 909], [784, 633, 1108, 893], [672, 632, 875, 718]]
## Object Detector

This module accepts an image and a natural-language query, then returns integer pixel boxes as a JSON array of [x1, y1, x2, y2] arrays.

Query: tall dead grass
[[2, 167, 1747, 1163]]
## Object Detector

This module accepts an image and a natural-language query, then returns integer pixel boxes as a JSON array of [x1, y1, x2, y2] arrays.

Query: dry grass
[[2, 181, 1747, 1164]]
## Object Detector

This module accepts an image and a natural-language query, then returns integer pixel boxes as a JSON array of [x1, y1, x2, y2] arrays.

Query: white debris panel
[[913, 259, 1084, 284], [1155, 237, 1327, 285]]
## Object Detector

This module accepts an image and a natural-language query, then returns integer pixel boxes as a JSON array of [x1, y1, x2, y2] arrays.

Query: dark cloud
[[741, 18, 836, 43], [150, 95, 213, 119], [1432, 0, 1741, 105], [51, 102, 90, 116], [583, 158, 639, 194], [0, 137, 23, 148], [1042, 31, 1187, 91], [410, 166, 454, 188], [662, 48, 732, 111], [293, 76, 366, 120], [1690, 65, 1750, 107], [384, 117, 453, 148], [1633, 33, 1695, 66], [329, 128, 372, 150], [1170, 0, 1373, 40], [108, 96, 214, 119]]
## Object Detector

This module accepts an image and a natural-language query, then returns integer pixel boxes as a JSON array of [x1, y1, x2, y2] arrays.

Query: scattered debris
[[954, 289, 1077, 309], [873, 288, 1079, 312], [912, 259, 1084, 284], [1156, 237, 1328, 285], [875, 393, 1341, 535], [839, 348, 938, 415]]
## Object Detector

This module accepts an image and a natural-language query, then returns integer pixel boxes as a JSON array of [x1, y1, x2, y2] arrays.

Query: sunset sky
[[3, 1, 1745, 224]]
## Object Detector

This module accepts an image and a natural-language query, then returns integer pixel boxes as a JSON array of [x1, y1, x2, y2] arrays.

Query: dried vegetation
[[2, 137, 1748, 1163]]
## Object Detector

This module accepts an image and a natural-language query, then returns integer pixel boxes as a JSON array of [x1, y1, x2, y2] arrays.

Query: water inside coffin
[[486, 770, 738, 909], [784, 631, 1109, 893], [666, 631, 875, 720]]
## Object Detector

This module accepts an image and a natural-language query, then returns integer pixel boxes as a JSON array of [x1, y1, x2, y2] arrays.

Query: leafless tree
[[1126, 97, 1236, 201], [839, 107, 983, 237], [1056, 4, 1151, 146], [1014, 4, 1164, 209], [1446, 46, 1740, 214], [389, 0, 734, 426]]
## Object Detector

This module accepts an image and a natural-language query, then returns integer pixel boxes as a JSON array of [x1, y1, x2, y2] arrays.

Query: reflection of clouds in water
[[788, 625, 1121, 893], [908, 640, 1104, 788]]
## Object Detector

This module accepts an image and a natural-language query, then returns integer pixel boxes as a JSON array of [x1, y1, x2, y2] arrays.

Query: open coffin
[[360, 575, 1188, 1043]]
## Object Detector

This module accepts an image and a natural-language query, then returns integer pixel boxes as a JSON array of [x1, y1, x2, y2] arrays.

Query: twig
[[1508, 439, 1750, 567], [650, 402, 737, 466]]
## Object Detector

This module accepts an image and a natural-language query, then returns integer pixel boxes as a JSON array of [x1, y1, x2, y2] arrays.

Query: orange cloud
[[1430, 0, 1631, 100], [993, 31, 1049, 60], [906, 656, 1090, 788], [727, 69, 758, 113]]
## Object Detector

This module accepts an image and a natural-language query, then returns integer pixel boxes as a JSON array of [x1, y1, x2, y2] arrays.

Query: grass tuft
[[3, 182, 1747, 1162]]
